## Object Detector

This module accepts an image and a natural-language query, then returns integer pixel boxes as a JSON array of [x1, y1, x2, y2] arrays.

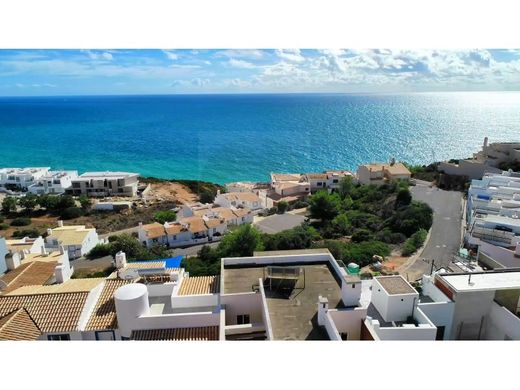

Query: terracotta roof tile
[[131, 326, 219, 341], [0, 292, 89, 333], [5, 278, 104, 296], [141, 223, 166, 239], [0, 308, 42, 341], [178, 276, 220, 295], [0, 261, 57, 294], [86, 279, 133, 331]]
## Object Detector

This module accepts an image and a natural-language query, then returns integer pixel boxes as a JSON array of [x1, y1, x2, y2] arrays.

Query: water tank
[[347, 263, 360, 274], [114, 283, 150, 338]]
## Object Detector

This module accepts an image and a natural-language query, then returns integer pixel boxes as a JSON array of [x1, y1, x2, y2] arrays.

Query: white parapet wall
[[258, 278, 273, 340], [328, 307, 368, 340], [483, 301, 520, 340]]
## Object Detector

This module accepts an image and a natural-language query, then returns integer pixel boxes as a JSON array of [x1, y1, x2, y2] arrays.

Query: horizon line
[[1, 90, 520, 98]]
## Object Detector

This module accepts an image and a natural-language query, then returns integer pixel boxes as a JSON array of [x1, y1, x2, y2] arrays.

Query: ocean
[[0, 92, 519, 184]]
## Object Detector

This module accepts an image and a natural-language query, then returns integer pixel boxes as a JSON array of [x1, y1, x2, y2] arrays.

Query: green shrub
[[60, 207, 84, 220], [402, 228, 428, 256], [276, 201, 289, 214], [0, 223, 9, 230], [86, 243, 113, 259], [351, 229, 373, 243], [11, 228, 41, 238], [10, 217, 31, 226], [154, 210, 177, 224]]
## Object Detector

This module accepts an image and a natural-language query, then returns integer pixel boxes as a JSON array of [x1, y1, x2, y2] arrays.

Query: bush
[[11, 228, 41, 238], [86, 243, 113, 259], [154, 210, 177, 224], [309, 190, 341, 221], [11, 217, 31, 226], [402, 228, 428, 256], [385, 201, 433, 237], [60, 207, 84, 220], [292, 200, 309, 209], [0, 223, 9, 230], [276, 201, 289, 214], [351, 229, 373, 243], [2, 197, 17, 213]]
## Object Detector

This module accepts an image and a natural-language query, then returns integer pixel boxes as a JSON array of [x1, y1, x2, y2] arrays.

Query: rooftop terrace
[[223, 262, 343, 340]]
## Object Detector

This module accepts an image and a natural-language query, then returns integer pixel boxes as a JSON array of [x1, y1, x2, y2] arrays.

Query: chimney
[[47, 228, 53, 236], [57, 220, 64, 227], [115, 251, 127, 269], [138, 222, 143, 228], [317, 296, 329, 326], [41, 245, 48, 256]]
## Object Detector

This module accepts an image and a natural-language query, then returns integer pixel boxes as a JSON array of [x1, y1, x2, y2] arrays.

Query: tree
[[60, 207, 84, 220], [395, 188, 412, 209], [38, 194, 60, 210], [309, 190, 341, 221], [330, 213, 351, 236], [276, 201, 289, 214], [78, 195, 91, 210], [108, 234, 148, 260], [2, 197, 17, 213], [57, 195, 76, 210], [218, 224, 264, 257], [154, 210, 177, 224], [19, 194, 39, 212], [338, 176, 355, 199]]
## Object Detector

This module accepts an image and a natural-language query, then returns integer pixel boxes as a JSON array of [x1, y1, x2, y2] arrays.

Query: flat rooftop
[[376, 276, 416, 295], [223, 262, 342, 340], [439, 271, 520, 292]]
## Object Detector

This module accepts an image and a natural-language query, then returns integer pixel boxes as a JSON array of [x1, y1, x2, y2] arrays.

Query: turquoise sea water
[[0, 92, 519, 184]]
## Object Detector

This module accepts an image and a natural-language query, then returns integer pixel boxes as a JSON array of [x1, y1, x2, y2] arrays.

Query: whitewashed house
[[28, 170, 78, 194], [66, 171, 139, 197], [214, 191, 263, 211], [0, 167, 50, 191], [45, 222, 101, 259]]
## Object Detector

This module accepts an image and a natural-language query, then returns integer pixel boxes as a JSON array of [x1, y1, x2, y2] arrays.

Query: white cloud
[[83, 50, 113, 61], [275, 49, 305, 63], [227, 58, 256, 69], [162, 50, 179, 60], [215, 49, 264, 59]]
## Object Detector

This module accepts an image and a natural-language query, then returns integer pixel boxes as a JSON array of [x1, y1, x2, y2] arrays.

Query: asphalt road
[[405, 183, 463, 279], [254, 213, 306, 234]]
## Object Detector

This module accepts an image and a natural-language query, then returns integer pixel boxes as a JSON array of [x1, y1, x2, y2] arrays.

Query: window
[[95, 330, 115, 340], [47, 334, 71, 341], [340, 332, 348, 340], [333, 179, 338, 184], [317, 182, 322, 186], [352, 284, 356, 289], [237, 314, 250, 325]]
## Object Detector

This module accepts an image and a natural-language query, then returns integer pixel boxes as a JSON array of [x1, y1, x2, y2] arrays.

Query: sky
[[1, 49, 520, 96]]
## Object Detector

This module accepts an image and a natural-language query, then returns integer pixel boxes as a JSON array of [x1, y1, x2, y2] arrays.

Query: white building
[[214, 191, 263, 211], [27, 170, 78, 195], [45, 222, 101, 259], [434, 270, 520, 340], [67, 171, 139, 197], [0, 237, 7, 275], [0, 167, 50, 191]]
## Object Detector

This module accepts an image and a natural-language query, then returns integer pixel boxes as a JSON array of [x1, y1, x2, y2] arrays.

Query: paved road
[[170, 241, 220, 257], [404, 183, 463, 280], [254, 213, 306, 234]]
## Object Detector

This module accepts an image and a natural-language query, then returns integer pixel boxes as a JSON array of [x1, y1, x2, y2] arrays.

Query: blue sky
[[1, 49, 520, 95]]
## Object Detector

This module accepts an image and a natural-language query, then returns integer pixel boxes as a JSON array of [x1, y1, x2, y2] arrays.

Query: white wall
[[371, 278, 418, 322], [171, 294, 219, 309], [258, 279, 273, 340], [329, 307, 367, 340], [450, 290, 495, 340], [483, 301, 520, 340], [366, 315, 437, 341], [0, 237, 7, 275], [220, 292, 263, 326]]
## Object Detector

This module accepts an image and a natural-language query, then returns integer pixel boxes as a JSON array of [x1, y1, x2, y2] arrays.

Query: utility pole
[[430, 259, 435, 275]]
